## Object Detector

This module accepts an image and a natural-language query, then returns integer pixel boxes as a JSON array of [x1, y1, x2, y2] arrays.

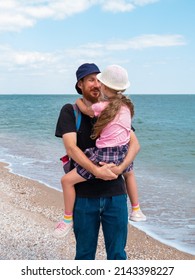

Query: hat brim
[[75, 83, 82, 95], [97, 73, 130, 91]]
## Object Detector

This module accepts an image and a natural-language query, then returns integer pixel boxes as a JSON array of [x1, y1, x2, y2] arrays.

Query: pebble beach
[[0, 162, 194, 260]]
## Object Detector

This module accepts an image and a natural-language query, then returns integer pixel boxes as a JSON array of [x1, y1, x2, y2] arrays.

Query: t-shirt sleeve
[[55, 103, 76, 138]]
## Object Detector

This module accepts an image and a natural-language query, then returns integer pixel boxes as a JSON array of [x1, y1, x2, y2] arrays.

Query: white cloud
[[133, 0, 159, 6], [0, 0, 159, 32], [0, 34, 186, 74], [100, 0, 159, 12], [101, 0, 134, 12], [0, 14, 35, 32], [71, 34, 186, 60], [49, 0, 95, 19], [13, 51, 56, 66], [76, 35, 186, 54], [0, 45, 60, 74], [0, 0, 92, 31], [106, 34, 187, 50]]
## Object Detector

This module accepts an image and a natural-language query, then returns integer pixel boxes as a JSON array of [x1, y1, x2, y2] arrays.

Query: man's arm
[[63, 132, 117, 180], [104, 130, 140, 175]]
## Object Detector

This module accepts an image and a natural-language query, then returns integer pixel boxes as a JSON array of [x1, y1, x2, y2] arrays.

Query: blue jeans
[[73, 194, 128, 260]]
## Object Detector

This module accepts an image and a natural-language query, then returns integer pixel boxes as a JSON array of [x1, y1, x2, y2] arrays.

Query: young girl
[[54, 65, 146, 238]]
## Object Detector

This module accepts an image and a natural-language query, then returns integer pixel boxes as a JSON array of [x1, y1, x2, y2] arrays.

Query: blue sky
[[0, 0, 194, 94]]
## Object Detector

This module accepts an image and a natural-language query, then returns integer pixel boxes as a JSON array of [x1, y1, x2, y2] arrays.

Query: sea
[[0, 94, 195, 256]]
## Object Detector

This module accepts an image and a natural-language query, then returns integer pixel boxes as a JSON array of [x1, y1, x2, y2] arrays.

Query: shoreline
[[0, 162, 194, 260]]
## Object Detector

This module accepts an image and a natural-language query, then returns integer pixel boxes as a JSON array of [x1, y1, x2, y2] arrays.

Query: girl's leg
[[53, 168, 86, 238], [124, 170, 146, 222], [124, 170, 139, 206], [61, 168, 86, 214]]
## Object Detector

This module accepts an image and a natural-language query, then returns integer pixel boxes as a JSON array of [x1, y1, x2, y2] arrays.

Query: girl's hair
[[91, 92, 134, 140]]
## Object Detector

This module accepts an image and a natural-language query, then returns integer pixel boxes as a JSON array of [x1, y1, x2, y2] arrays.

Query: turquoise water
[[0, 94, 195, 255]]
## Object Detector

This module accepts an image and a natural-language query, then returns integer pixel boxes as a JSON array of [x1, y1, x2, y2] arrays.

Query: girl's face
[[100, 84, 115, 99], [99, 83, 106, 99]]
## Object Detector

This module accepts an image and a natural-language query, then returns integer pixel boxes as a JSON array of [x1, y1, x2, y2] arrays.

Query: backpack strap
[[60, 104, 81, 168], [72, 103, 81, 131]]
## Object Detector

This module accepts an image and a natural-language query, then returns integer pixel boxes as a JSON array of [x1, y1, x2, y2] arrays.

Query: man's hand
[[94, 163, 118, 180], [110, 165, 123, 176], [99, 161, 123, 176]]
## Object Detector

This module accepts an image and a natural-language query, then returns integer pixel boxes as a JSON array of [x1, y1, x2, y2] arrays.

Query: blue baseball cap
[[75, 63, 100, 94]]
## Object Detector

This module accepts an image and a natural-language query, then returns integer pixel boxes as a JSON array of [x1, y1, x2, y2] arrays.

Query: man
[[55, 63, 140, 260]]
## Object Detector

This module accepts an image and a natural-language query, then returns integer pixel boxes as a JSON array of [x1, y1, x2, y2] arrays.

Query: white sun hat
[[97, 64, 130, 91]]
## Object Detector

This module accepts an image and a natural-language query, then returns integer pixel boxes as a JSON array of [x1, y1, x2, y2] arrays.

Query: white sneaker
[[53, 221, 73, 238], [129, 209, 147, 222]]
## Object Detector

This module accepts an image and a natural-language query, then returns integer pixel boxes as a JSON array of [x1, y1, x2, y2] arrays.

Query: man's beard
[[84, 89, 100, 104], [87, 94, 99, 104]]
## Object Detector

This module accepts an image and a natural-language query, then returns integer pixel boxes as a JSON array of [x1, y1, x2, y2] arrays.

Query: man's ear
[[77, 80, 83, 92]]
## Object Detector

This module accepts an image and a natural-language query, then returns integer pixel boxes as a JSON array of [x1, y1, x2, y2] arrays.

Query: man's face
[[78, 73, 101, 104]]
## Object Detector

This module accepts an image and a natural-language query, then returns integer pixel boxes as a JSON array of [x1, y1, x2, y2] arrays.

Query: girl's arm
[[76, 98, 95, 117], [119, 130, 140, 172], [101, 130, 140, 175]]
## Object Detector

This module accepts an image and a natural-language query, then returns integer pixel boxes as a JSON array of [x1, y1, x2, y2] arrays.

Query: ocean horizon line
[[0, 93, 195, 96]]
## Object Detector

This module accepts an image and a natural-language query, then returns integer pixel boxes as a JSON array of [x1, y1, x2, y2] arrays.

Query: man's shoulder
[[60, 103, 73, 111], [59, 103, 76, 117]]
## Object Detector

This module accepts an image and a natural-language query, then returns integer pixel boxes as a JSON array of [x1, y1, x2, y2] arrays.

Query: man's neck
[[82, 98, 93, 106]]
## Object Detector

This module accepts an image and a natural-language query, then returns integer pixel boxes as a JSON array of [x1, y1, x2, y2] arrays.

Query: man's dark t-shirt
[[55, 103, 126, 198]]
